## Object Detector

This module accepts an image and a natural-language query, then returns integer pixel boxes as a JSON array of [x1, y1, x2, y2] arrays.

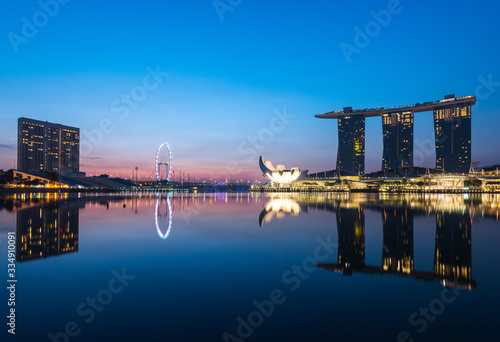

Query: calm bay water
[[0, 192, 499, 341]]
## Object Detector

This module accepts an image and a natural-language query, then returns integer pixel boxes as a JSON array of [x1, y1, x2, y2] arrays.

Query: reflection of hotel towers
[[16, 203, 79, 262], [336, 208, 365, 269], [334, 207, 473, 287], [382, 208, 414, 273], [434, 212, 472, 282]]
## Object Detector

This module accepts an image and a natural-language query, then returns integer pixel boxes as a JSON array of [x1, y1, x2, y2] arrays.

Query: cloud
[[83, 157, 102, 160], [0, 144, 15, 150]]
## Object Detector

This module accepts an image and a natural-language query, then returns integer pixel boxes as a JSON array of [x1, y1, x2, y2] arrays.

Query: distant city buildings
[[17, 117, 80, 175], [316, 95, 476, 175]]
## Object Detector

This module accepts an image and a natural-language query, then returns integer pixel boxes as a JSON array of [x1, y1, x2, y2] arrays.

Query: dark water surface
[[0, 192, 499, 342]]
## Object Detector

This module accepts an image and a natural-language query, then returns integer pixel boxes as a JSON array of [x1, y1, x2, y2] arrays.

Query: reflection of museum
[[16, 202, 80, 262], [260, 193, 482, 290]]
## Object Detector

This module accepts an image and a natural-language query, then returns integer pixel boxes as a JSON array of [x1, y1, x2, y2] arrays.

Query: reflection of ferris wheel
[[155, 142, 173, 182], [155, 195, 172, 240]]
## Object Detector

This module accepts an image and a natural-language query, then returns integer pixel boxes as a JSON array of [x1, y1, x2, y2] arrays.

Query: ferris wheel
[[155, 142, 173, 182]]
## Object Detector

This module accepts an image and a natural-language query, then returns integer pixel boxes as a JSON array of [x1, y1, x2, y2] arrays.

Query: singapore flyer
[[155, 142, 173, 182]]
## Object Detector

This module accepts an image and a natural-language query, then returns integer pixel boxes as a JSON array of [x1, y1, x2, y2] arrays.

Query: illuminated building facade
[[316, 95, 476, 175], [16, 203, 79, 262], [433, 96, 471, 173], [382, 111, 414, 170], [18, 117, 80, 174], [382, 208, 414, 273], [259, 156, 308, 185], [337, 111, 365, 175], [336, 207, 365, 269]]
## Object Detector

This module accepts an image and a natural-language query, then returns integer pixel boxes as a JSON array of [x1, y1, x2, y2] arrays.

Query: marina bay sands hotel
[[315, 94, 476, 175]]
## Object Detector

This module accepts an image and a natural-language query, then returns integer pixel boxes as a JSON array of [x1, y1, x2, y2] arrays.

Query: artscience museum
[[259, 156, 308, 185]]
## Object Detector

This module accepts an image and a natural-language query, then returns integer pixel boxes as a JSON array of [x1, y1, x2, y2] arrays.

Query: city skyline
[[1, 0, 500, 180], [2, 2, 499, 341]]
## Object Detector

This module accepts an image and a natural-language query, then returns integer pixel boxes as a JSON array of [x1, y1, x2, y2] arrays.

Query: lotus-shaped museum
[[259, 156, 308, 185]]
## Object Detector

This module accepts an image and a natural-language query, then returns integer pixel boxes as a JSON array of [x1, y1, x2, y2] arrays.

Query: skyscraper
[[433, 95, 471, 173], [17, 117, 80, 174], [382, 111, 414, 171], [316, 94, 475, 175], [337, 112, 365, 175]]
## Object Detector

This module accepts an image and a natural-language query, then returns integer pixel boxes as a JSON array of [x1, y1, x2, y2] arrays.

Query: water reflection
[[336, 207, 365, 269], [434, 212, 472, 284], [259, 193, 488, 290], [1, 194, 126, 263], [1, 191, 497, 289], [2, 192, 498, 341], [258, 196, 303, 226], [155, 194, 172, 240], [16, 201, 81, 262], [382, 208, 413, 273], [328, 206, 474, 290]]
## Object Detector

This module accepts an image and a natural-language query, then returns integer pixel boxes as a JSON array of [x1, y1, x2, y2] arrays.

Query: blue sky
[[1, 0, 499, 180]]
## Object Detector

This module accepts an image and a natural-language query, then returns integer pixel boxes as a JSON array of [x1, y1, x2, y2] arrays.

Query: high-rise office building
[[382, 111, 414, 171], [336, 111, 365, 175], [17, 117, 80, 174], [433, 96, 471, 173]]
